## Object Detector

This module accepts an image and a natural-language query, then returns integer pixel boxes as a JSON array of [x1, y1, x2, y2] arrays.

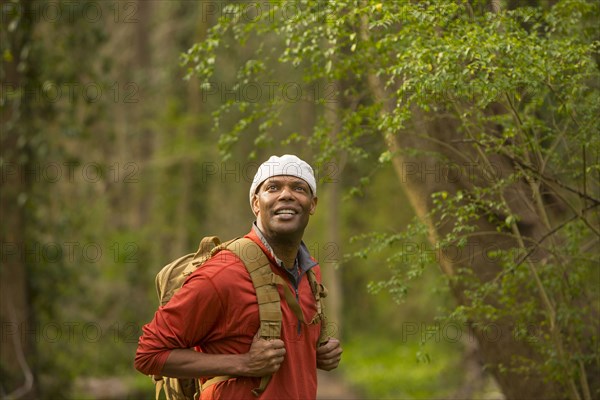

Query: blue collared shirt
[[252, 222, 317, 288]]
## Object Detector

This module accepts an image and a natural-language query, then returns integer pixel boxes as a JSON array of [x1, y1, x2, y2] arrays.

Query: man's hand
[[241, 332, 287, 377], [316, 338, 342, 371]]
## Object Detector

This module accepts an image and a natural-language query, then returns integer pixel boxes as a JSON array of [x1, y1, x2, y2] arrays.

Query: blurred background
[[2, 1, 598, 399]]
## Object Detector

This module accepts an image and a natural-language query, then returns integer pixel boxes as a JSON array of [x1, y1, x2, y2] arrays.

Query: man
[[135, 154, 343, 399]]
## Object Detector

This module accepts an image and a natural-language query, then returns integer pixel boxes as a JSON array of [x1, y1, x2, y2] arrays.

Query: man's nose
[[278, 186, 294, 199]]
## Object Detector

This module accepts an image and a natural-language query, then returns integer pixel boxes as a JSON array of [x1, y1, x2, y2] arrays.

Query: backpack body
[[155, 236, 221, 307], [151, 236, 327, 400]]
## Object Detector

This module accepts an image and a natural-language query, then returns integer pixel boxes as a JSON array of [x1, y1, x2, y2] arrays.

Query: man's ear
[[251, 194, 260, 216], [309, 196, 318, 215]]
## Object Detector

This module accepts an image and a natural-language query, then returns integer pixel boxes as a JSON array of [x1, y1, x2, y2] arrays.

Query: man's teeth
[[276, 209, 296, 215]]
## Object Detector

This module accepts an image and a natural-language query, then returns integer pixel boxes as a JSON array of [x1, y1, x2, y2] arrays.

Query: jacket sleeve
[[133, 272, 224, 376]]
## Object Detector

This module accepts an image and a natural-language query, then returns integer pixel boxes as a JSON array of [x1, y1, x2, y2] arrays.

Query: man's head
[[250, 155, 318, 241]]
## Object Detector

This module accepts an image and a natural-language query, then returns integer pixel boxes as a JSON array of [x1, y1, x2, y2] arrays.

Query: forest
[[1, 0, 599, 399]]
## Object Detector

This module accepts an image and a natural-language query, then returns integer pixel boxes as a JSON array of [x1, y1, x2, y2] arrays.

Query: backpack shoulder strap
[[307, 268, 329, 346], [180, 236, 223, 277], [222, 237, 303, 397], [196, 236, 221, 257], [202, 237, 314, 397], [222, 238, 277, 397], [225, 238, 282, 338]]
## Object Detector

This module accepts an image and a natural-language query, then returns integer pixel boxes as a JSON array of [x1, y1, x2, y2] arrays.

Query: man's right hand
[[241, 332, 286, 377], [154, 331, 286, 379]]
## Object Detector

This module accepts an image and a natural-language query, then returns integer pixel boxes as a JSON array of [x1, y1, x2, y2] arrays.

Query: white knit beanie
[[249, 154, 317, 206]]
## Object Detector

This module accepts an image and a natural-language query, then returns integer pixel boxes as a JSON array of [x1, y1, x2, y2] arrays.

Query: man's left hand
[[316, 338, 342, 371]]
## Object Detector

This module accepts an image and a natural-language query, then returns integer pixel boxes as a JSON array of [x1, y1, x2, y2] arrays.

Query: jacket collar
[[250, 222, 317, 276]]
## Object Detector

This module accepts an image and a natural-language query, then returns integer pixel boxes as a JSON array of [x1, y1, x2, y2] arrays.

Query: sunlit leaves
[[184, 0, 600, 392]]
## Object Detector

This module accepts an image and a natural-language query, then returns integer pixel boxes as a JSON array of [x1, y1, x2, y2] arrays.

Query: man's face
[[252, 175, 317, 241]]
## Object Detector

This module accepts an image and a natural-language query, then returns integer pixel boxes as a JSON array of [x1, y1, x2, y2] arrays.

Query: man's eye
[[295, 186, 306, 192], [267, 185, 278, 191]]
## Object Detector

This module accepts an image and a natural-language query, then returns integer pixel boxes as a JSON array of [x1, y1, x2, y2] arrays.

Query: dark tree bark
[[359, 9, 596, 398], [1, 1, 38, 397], [365, 67, 598, 400]]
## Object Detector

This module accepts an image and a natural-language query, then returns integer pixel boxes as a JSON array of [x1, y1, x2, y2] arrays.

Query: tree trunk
[[360, 13, 565, 400], [373, 79, 577, 400], [172, 75, 201, 256], [133, 0, 154, 229], [0, 131, 36, 400], [323, 80, 344, 336], [0, 1, 38, 397]]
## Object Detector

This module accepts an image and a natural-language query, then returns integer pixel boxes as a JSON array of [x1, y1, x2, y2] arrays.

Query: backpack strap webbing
[[307, 269, 329, 346], [196, 236, 221, 257], [201, 237, 318, 397], [224, 238, 306, 332], [220, 238, 304, 397]]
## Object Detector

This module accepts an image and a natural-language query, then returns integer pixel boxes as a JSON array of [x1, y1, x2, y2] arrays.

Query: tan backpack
[[152, 236, 328, 399]]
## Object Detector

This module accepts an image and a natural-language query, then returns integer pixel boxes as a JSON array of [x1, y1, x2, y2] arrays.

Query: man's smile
[[274, 208, 299, 215], [273, 208, 299, 221]]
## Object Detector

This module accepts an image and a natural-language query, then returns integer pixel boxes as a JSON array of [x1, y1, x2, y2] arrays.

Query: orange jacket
[[134, 229, 322, 399]]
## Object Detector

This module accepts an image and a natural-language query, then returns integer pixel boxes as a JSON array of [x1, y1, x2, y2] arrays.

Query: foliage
[[2, 0, 115, 395], [341, 334, 463, 399], [4, 0, 598, 397], [2, 0, 222, 397], [184, 0, 600, 398]]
